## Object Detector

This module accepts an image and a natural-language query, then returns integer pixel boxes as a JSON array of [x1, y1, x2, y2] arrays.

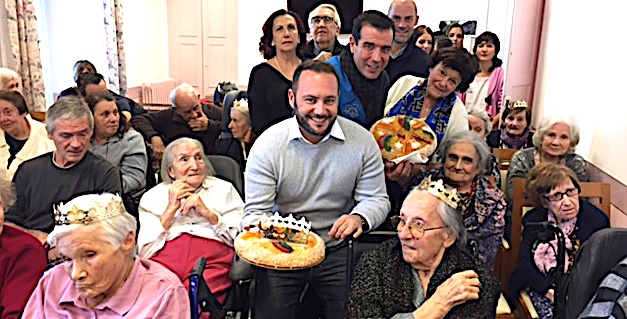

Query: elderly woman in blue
[[384, 47, 475, 188]]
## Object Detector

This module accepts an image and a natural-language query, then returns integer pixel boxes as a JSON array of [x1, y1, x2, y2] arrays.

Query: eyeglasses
[[543, 188, 580, 202], [390, 216, 448, 239], [311, 16, 334, 25]]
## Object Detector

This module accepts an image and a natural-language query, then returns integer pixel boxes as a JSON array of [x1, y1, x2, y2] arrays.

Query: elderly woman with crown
[[137, 137, 244, 311], [22, 193, 190, 318], [348, 177, 500, 319], [486, 100, 534, 150]]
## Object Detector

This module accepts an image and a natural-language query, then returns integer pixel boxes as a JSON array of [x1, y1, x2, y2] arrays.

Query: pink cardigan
[[461, 66, 505, 117]]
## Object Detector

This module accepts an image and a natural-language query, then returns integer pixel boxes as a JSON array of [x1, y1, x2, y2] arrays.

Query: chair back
[[498, 178, 611, 295], [207, 155, 243, 196], [29, 110, 46, 122], [559, 228, 627, 319], [492, 148, 518, 170]]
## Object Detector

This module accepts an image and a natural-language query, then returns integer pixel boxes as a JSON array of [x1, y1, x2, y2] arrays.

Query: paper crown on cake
[[417, 176, 460, 209], [54, 193, 125, 226], [508, 100, 527, 109], [261, 212, 311, 234]]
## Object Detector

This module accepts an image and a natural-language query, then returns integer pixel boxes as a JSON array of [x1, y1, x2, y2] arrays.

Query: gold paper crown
[[417, 176, 460, 209], [54, 194, 125, 226], [509, 100, 527, 109]]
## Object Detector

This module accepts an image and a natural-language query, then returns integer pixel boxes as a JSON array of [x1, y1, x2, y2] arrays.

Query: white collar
[[286, 116, 344, 144]]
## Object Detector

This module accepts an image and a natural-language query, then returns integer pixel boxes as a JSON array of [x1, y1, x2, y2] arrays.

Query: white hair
[[468, 107, 492, 133], [47, 193, 137, 257], [532, 114, 580, 153], [0, 67, 19, 89], [160, 137, 215, 183], [169, 83, 198, 108], [307, 3, 341, 30]]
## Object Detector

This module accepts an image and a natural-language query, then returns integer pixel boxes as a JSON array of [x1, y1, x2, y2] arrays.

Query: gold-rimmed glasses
[[390, 216, 448, 239]]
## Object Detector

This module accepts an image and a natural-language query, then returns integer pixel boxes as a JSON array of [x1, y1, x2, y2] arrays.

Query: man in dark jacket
[[303, 3, 345, 61], [132, 83, 220, 161], [385, 0, 430, 83]]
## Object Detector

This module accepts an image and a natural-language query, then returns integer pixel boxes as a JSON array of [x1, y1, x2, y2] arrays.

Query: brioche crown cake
[[235, 213, 325, 270], [371, 115, 437, 163]]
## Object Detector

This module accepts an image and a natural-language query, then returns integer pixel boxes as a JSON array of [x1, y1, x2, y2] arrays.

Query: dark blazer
[[302, 38, 345, 60], [131, 106, 220, 154]]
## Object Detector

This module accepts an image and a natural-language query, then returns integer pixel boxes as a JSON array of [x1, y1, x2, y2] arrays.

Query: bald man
[[385, 0, 430, 83], [132, 83, 220, 160]]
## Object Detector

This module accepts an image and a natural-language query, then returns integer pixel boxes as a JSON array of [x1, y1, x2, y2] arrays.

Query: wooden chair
[[29, 110, 46, 122], [499, 178, 611, 318], [492, 148, 518, 170]]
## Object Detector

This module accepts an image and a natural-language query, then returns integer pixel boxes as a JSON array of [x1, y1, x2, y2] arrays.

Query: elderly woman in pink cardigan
[[461, 31, 504, 123]]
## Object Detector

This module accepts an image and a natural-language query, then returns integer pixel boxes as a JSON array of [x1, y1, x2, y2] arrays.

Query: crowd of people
[[0, 1, 619, 319]]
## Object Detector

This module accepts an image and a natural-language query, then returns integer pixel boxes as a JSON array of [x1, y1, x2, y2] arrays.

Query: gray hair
[[468, 107, 491, 133], [407, 189, 467, 248], [532, 115, 580, 153], [0, 177, 15, 210], [169, 83, 198, 108], [308, 3, 342, 30], [160, 137, 215, 183], [0, 68, 19, 90], [231, 101, 251, 125], [45, 96, 94, 134], [438, 130, 490, 176]]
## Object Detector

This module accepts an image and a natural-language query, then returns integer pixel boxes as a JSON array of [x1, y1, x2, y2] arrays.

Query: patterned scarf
[[500, 128, 530, 149], [339, 49, 389, 126], [533, 212, 579, 275], [386, 80, 457, 143]]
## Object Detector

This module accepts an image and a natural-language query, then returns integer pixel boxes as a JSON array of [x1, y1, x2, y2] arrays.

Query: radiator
[[141, 78, 176, 106]]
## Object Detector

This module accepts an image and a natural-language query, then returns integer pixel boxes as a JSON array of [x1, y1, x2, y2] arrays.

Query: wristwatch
[[356, 214, 370, 232]]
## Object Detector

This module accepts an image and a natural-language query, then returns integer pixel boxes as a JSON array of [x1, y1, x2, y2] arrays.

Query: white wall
[[122, 0, 169, 88], [533, 0, 627, 185], [36, 0, 168, 107], [236, 0, 510, 87], [38, 0, 109, 106]]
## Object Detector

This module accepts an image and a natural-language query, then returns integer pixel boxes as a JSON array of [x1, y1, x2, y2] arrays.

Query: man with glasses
[[386, 0, 430, 83], [304, 4, 345, 61]]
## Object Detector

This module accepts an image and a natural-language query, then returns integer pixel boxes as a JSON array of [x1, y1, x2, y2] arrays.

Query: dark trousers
[[253, 243, 348, 319]]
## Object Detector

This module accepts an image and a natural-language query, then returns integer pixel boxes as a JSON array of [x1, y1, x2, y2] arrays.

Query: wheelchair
[[189, 257, 251, 319]]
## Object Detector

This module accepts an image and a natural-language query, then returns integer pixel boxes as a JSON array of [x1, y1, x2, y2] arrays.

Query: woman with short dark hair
[[0, 90, 55, 180], [384, 47, 476, 188], [85, 91, 147, 205], [461, 31, 504, 119], [510, 163, 609, 319]]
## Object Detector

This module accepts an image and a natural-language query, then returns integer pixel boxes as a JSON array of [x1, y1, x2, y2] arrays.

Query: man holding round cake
[[242, 59, 390, 318]]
